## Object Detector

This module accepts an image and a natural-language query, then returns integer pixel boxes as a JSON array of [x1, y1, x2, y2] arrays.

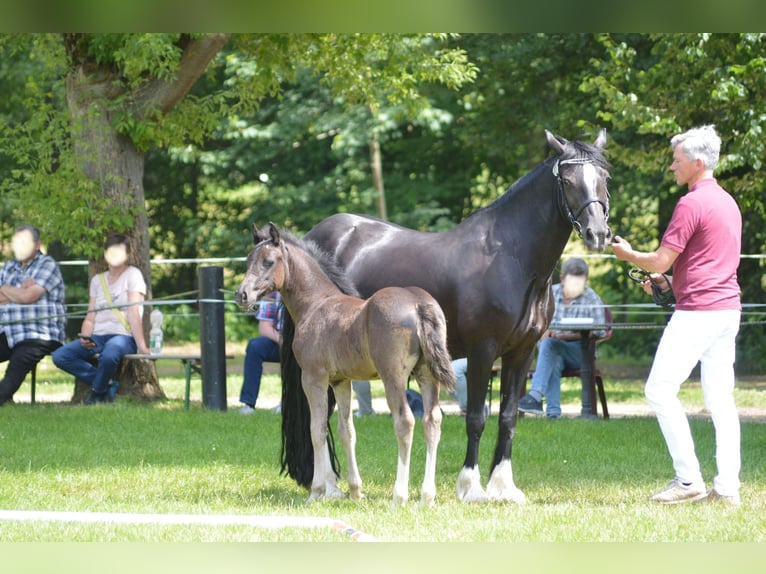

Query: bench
[[29, 353, 232, 410]]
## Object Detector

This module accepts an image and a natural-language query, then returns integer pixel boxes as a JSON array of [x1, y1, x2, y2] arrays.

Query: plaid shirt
[[255, 291, 283, 332], [0, 252, 66, 347], [550, 282, 607, 338]]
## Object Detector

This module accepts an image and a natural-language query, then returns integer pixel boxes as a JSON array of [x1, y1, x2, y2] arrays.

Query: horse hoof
[[459, 488, 489, 503], [420, 492, 436, 507], [392, 491, 409, 507], [349, 488, 365, 500], [486, 460, 527, 505], [456, 466, 489, 503], [326, 486, 345, 499]]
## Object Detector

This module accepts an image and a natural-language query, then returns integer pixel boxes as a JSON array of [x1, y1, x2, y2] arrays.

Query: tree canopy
[[2, 33, 765, 368]]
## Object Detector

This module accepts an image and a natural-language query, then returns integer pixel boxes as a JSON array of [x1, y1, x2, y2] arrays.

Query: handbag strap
[[98, 272, 132, 331]]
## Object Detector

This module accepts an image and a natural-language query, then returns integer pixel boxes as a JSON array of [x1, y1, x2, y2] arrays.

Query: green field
[[2, 356, 765, 544]]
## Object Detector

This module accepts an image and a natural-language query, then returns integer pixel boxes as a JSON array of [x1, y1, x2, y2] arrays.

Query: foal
[[236, 223, 455, 506]]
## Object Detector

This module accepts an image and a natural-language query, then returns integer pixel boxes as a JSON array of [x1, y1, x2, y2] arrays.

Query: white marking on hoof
[[486, 459, 526, 504], [420, 488, 435, 508], [456, 466, 489, 503]]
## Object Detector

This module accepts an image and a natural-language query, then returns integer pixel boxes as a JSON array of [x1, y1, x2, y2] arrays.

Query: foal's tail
[[279, 310, 340, 488], [416, 300, 456, 393]]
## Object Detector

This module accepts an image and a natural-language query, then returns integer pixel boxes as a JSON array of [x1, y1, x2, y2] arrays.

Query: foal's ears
[[268, 222, 281, 245], [251, 222, 282, 246], [251, 223, 267, 245]]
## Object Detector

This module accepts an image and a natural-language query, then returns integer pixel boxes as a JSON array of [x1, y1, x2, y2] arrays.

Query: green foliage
[[3, 33, 766, 369]]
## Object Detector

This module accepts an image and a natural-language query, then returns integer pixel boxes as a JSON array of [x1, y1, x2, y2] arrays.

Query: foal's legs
[[381, 374, 416, 506], [302, 374, 344, 502], [333, 380, 364, 499], [415, 367, 443, 507]]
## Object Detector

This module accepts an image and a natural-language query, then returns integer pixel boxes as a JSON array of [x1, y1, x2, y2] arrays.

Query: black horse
[[281, 129, 612, 502]]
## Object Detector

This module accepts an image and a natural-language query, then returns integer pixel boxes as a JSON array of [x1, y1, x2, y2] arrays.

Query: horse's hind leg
[[333, 380, 364, 500], [382, 375, 415, 506], [415, 367, 443, 507]]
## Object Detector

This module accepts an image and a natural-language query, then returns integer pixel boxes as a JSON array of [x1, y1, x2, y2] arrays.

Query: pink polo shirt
[[661, 178, 742, 311]]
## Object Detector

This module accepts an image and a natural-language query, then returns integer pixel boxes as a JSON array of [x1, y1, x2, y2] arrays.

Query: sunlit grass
[[1, 385, 765, 542]]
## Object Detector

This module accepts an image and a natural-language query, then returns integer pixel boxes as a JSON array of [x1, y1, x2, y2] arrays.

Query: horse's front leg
[[383, 377, 416, 507], [417, 372, 443, 507], [302, 374, 344, 503], [334, 380, 364, 500], [486, 358, 528, 504], [457, 353, 493, 503]]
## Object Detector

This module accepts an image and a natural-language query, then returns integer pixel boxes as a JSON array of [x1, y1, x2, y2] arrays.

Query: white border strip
[[0, 510, 380, 542]]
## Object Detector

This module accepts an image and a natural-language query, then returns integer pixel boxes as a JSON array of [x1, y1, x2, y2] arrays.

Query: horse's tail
[[416, 301, 456, 393], [279, 309, 340, 488]]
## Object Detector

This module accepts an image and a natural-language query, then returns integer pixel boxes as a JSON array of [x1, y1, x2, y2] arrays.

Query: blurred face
[[670, 145, 702, 186], [104, 244, 128, 268], [562, 273, 586, 299], [11, 229, 39, 263]]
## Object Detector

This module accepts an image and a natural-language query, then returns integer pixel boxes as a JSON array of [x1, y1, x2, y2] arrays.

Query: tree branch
[[132, 33, 231, 119]]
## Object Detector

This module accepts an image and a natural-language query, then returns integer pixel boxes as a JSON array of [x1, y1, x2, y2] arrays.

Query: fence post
[[199, 266, 227, 411]]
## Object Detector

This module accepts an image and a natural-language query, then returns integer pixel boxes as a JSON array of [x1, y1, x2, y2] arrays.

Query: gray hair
[[670, 125, 721, 171], [14, 224, 41, 243]]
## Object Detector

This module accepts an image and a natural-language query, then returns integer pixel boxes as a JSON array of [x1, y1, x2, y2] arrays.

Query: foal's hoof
[[420, 491, 436, 507]]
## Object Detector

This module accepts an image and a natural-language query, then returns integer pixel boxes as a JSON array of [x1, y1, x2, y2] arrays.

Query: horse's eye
[[262, 259, 274, 269]]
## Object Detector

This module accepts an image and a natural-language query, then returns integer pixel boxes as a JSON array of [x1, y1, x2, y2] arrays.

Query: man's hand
[[610, 235, 632, 261]]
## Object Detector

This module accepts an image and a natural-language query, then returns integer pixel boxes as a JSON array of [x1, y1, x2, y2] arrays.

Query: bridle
[[553, 157, 610, 237]]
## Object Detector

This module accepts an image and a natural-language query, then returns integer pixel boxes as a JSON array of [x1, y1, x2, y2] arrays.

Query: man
[[238, 291, 283, 414], [612, 125, 742, 507], [0, 225, 66, 405], [518, 257, 606, 419]]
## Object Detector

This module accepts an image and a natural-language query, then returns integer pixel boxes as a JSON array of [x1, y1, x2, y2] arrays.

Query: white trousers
[[645, 309, 741, 496]]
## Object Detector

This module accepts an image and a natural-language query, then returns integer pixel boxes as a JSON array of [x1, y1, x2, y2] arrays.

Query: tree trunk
[[65, 68, 164, 401], [62, 34, 229, 402], [370, 132, 387, 221]]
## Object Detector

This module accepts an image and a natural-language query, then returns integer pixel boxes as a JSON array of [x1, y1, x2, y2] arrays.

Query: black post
[[199, 266, 227, 411]]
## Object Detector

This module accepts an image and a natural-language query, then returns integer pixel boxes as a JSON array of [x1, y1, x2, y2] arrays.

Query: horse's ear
[[251, 223, 261, 245], [545, 129, 567, 155], [252, 223, 270, 245], [268, 222, 281, 246], [594, 128, 607, 149]]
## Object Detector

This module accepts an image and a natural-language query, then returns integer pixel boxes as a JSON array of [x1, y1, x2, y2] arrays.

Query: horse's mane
[[465, 135, 611, 221], [559, 138, 611, 171], [278, 229, 362, 298]]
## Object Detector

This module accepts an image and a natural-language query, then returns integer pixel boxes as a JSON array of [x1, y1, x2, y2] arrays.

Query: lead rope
[[628, 268, 676, 308]]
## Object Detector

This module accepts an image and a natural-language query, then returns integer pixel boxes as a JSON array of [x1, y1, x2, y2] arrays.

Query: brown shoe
[[699, 488, 741, 507]]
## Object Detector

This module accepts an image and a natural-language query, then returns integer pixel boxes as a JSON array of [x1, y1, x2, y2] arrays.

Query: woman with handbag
[[53, 234, 150, 404]]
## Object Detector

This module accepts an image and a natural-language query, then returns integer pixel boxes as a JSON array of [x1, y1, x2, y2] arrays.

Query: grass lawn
[[2, 353, 765, 546]]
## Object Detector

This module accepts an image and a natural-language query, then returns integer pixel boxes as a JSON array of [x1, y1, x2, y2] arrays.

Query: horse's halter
[[553, 157, 610, 237]]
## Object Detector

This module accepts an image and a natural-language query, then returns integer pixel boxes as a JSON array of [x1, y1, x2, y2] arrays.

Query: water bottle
[[149, 309, 164, 355]]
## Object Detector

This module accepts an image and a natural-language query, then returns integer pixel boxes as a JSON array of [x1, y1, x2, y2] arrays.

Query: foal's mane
[[279, 229, 361, 298]]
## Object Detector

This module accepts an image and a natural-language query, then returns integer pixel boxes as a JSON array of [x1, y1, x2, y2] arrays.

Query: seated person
[[53, 234, 149, 404], [351, 380, 376, 417], [518, 257, 606, 419], [451, 358, 468, 414], [0, 225, 66, 406], [451, 357, 489, 417], [239, 292, 282, 414]]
